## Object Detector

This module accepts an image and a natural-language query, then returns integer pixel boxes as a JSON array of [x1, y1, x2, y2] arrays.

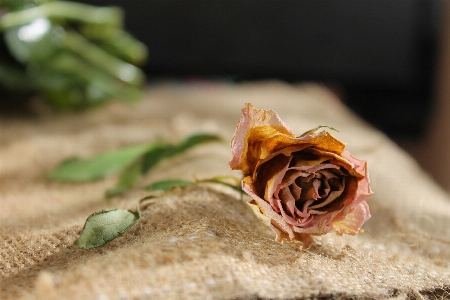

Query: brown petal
[[308, 177, 346, 209], [254, 131, 347, 175], [260, 154, 292, 201]]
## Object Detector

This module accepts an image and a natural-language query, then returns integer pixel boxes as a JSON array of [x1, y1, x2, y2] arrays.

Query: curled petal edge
[[332, 201, 371, 235], [230, 103, 296, 175], [245, 180, 315, 248]]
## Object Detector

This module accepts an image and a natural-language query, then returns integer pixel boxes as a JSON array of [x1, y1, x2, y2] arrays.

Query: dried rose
[[229, 103, 372, 248]]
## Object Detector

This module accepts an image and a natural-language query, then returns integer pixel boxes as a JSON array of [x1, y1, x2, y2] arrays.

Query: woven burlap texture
[[1, 81, 449, 300]]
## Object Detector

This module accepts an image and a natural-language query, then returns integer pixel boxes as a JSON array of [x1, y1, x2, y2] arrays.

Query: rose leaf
[[105, 144, 175, 197], [105, 158, 144, 198], [74, 208, 140, 249], [161, 133, 222, 160], [49, 133, 221, 197], [141, 145, 174, 173], [48, 143, 152, 182], [105, 134, 220, 196]]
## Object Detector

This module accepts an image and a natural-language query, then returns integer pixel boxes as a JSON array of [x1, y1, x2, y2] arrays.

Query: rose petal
[[260, 129, 333, 159], [318, 175, 331, 197], [267, 224, 315, 248], [243, 178, 295, 240], [278, 188, 297, 216], [278, 188, 310, 219], [261, 154, 292, 204], [247, 197, 314, 249], [341, 151, 368, 178], [305, 148, 355, 172], [342, 152, 373, 201], [230, 103, 347, 176], [292, 213, 335, 234], [254, 131, 347, 175], [294, 233, 315, 249], [308, 177, 345, 210], [230, 103, 295, 175], [289, 181, 302, 199], [332, 201, 371, 235], [247, 200, 272, 227], [278, 199, 303, 226]]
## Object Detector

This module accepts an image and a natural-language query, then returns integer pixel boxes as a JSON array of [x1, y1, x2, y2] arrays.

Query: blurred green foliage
[[0, 0, 148, 109]]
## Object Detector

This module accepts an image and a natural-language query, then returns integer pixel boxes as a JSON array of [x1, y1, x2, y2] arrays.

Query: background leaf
[[74, 208, 140, 249], [48, 143, 151, 182], [144, 179, 194, 192]]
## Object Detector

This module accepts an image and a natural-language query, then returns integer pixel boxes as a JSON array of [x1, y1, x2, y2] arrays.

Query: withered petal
[[332, 201, 371, 235], [260, 154, 292, 200], [230, 103, 346, 176], [231, 104, 373, 248], [268, 224, 315, 249], [229, 103, 295, 175], [243, 179, 295, 240], [308, 178, 345, 210]]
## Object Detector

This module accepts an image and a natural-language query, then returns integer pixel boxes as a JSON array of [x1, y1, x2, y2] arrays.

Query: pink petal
[[265, 156, 292, 207], [278, 187, 297, 216], [341, 151, 373, 207], [341, 151, 369, 179], [332, 201, 371, 235], [308, 177, 345, 209], [242, 179, 295, 240], [278, 199, 303, 226]]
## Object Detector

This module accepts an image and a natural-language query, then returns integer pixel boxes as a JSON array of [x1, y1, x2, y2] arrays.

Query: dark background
[[80, 0, 444, 139]]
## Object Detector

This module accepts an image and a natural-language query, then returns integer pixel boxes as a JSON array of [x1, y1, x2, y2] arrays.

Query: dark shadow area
[[78, 0, 443, 140]]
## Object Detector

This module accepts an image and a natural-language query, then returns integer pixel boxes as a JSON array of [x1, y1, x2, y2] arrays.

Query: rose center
[[275, 160, 348, 219]]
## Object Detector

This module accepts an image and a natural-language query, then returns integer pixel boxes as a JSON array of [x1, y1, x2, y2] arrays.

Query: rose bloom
[[230, 104, 372, 248]]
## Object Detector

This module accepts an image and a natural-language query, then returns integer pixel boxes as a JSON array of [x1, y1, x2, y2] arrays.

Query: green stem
[[0, 2, 123, 31], [197, 176, 244, 201]]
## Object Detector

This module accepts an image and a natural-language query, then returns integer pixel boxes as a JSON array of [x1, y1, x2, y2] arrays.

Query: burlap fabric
[[1, 81, 449, 299]]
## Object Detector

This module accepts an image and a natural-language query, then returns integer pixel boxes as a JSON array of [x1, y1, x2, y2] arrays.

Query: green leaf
[[144, 179, 194, 192], [105, 158, 143, 198], [48, 143, 151, 182], [299, 126, 339, 137], [141, 145, 173, 173], [164, 133, 222, 158], [74, 208, 140, 249], [140, 133, 222, 175], [107, 133, 221, 196], [49, 133, 221, 197], [105, 145, 171, 197]]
